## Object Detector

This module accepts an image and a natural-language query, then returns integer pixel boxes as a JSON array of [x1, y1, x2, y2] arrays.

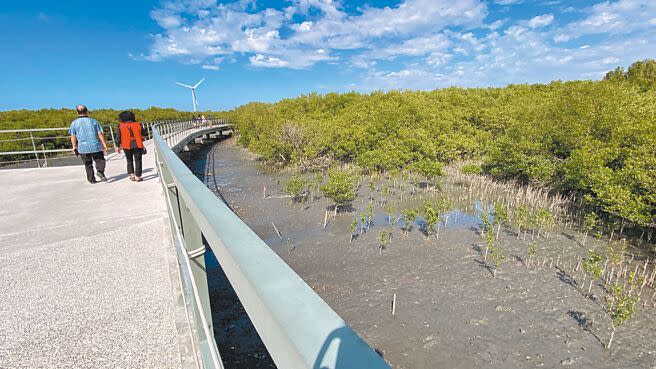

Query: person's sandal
[[129, 175, 136, 181], [135, 177, 143, 182]]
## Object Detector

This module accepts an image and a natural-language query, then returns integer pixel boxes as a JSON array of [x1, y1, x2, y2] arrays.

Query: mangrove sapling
[[493, 202, 509, 240], [400, 208, 417, 237], [515, 205, 530, 240], [385, 204, 395, 225], [489, 241, 505, 278], [364, 202, 374, 226], [435, 197, 452, 238], [480, 209, 493, 261], [320, 168, 357, 215], [535, 208, 555, 239], [379, 229, 389, 254], [350, 218, 358, 243], [582, 250, 604, 295], [422, 203, 439, 240], [605, 283, 640, 349], [582, 212, 599, 247], [285, 174, 309, 203]]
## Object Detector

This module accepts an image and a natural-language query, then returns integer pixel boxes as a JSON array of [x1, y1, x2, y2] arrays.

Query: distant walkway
[[0, 142, 192, 369]]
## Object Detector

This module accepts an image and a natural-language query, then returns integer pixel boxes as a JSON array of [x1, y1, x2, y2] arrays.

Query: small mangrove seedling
[[534, 208, 554, 238], [366, 202, 375, 227], [493, 202, 509, 240], [489, 242, 505, 278], [385, 203, 395, 225], [479, 208, 493, 261], [359, 213, 367, 234], [605, 283, 639, 349], [515, 205, 530, 240], [350, 218, 358, 243], [401, 208, 418, 237], [582, 212, 599, 247], [422, 203, 439, 240], [527, 241, 537, 267], [379, 229, 389, 254], [582, 249, 604, 295]]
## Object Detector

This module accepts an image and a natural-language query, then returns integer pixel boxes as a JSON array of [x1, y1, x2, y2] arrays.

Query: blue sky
[[1, 0, 654, 112]]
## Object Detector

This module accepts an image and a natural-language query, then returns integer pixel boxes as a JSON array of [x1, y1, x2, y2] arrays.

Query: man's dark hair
[[76, 105, 88, 115], [118, 111, 136, 123]]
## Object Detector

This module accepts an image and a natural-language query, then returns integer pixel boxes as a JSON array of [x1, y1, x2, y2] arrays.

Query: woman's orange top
[[118, 122, 144, 150]]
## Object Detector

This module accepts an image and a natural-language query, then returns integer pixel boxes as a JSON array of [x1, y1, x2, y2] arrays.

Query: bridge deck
[[0, 142, 192, 369]]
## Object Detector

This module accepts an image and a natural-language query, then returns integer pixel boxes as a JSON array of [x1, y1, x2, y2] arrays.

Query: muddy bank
[[184, 137, 656, 369]]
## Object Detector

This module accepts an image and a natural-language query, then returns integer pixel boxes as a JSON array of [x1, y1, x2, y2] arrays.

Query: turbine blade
[[193, 77, 205, 89], [176, 82, 194, 89]]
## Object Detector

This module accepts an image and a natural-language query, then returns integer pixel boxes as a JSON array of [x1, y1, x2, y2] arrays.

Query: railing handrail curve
[[152, 120, 390, 369]]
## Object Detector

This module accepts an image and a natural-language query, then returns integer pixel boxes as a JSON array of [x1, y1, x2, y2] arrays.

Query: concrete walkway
[[0, 143, 192, 369]]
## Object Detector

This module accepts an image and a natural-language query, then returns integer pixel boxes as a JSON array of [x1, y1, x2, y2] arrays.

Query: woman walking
[[116, 111, 147, 182]]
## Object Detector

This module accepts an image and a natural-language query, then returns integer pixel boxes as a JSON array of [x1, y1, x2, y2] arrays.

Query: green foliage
[[350, 218, 358, 233], [584, 212, 599, 231], [422, 202, 439, 237], [227, 73, 656, 229], [515, 205, 531, 237], [527, 241, 537, 259], [413, 160, 444, 181], [534, 208, 555, 237], [606, 284, 639, 327], [320, 168, 357, 208], [605, 59, 656, 91], [0, 107, 212, 161], [582, 249, 604, 281], [460, 163, 482, 175], [379, 229, 389, 250], [285, 175, 309, 201]]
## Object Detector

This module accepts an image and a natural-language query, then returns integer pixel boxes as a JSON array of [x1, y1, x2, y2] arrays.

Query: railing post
[[178, 199, 213, 336], [41, 144, 48, 168], [29, 131, 40, 168], [109, 125, 117, 151]]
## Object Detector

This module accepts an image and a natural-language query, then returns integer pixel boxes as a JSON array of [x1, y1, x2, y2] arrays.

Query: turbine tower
[[175, 78, 205, 112]]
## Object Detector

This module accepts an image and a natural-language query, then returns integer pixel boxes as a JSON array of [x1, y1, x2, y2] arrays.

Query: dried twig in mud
[[271, 222, 283, 240], [391, 293, 397, 316], [323, 210, 329, 229], [263, 184, 267, 199]]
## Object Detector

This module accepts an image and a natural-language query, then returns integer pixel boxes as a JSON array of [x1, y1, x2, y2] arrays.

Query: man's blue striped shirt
[[69, 117, 103, 154]]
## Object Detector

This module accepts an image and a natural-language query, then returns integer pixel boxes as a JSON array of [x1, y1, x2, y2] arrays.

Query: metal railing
[[0, 122, 158, 168], [153, 120, 391, 369]]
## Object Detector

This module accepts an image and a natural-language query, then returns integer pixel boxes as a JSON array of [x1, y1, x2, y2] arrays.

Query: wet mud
[[184, 137, 656, 369]]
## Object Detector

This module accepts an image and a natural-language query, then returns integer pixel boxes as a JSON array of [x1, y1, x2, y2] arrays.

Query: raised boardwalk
[[0, 142, 193, 369]]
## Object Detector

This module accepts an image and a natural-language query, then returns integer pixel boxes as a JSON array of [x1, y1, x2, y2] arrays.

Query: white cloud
[[494, 0, 522, 5], [528, 14, 554, 29], [141, 0, 656, 92], [144, 0, 487, 69], [249, 54, 289, 68], [564, 0, 656, 38]]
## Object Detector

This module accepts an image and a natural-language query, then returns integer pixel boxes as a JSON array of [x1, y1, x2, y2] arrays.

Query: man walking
[[69, 105, 108, 183]]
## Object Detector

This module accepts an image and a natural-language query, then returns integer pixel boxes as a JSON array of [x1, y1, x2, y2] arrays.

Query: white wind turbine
[[175, 78, 205, 112]]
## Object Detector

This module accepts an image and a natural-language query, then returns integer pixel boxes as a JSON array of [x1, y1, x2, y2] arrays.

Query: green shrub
[[460, 163, 482, 175], [320, 168, 357, 210]]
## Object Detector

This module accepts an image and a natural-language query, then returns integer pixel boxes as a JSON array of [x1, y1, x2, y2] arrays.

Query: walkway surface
[[0, 142, 191, 369]]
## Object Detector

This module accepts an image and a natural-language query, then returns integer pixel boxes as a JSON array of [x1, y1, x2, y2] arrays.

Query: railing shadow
[[312, 326, 387, 369]]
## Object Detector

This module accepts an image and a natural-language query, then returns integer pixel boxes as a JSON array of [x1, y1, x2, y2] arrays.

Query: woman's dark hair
[[118, 110, 136, 122]]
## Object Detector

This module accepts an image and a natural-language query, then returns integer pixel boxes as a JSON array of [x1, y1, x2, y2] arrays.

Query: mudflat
[[184, 137, 656, 369]]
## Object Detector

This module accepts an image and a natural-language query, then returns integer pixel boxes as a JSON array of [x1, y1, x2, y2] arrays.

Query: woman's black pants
[[124, 148, 143, 177]]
